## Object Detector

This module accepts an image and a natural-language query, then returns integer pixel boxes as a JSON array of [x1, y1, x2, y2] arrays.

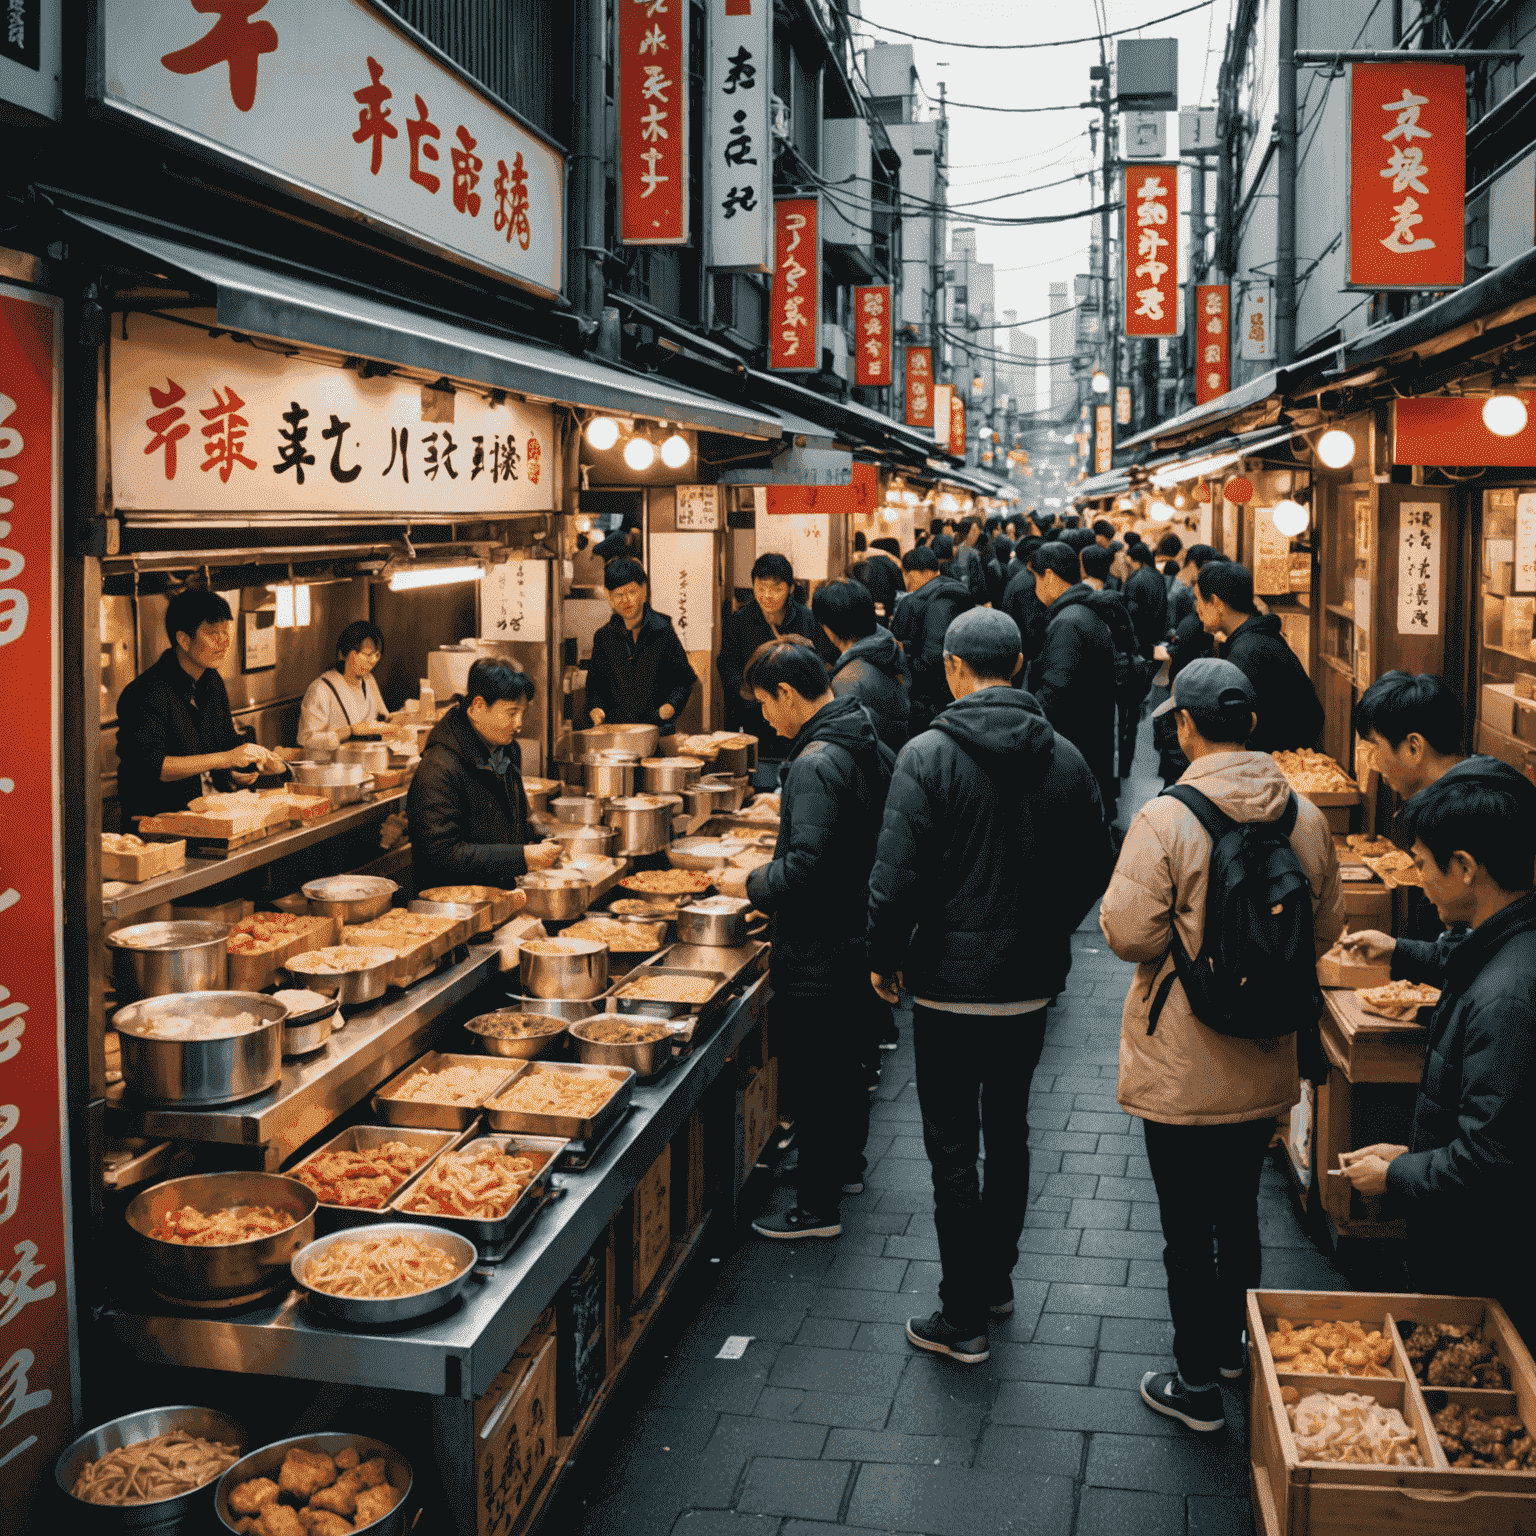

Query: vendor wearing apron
[[298, 620, 389, 753]]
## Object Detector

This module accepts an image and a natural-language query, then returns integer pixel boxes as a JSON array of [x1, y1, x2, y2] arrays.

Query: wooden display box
[[226, 913, 339, 991], [472, 1334, 556, 1536], [740, 1057, 779, 1179], [1249, 1290, 1536, 1536], [555, 1228, 610, 1436], [101, 837, 186, 883], [631, 1144, 672, 1302], [1316, 953, 1393, 992]]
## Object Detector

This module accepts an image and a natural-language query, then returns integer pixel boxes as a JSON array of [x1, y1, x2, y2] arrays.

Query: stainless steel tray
[[483, 1060, 635, 1142], [285, 1124, 470, 1229], [386, 1133, 568, 1246], [611, 967, 727, 1019], [371, 1052, 520, 1130]]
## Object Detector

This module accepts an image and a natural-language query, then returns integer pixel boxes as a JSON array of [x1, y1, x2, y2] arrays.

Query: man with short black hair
[[1093, 518, 1116, 547], [1125, 542, 1170, 659], [1352, 671, 1472, 799], [891, 546, 975, 733], [813, 578, 910, 749], [586, 557, 697, 730], [1082, 546, 1149, 783], [1167, 544, 1223, 672], [1001, 537, 1047, 663], [952, 517, 992, 604]]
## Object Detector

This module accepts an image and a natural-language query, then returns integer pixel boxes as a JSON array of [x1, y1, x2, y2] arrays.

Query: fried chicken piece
[[230, 1521, 257, 1535], [309, 1482, 358, 1517], [348, 1457, 387, 1492], [1404, 1324, 1440, 1367], [300, 1512, 354, 1536], [1427, 1339, 1483, 1387], [256, 1504, 306, 1536], [333, 1448, 361, 1471], [352, 1483, 401, 1528], [279, 1447, 339, 1499], [229, 1477, 283, 1517]]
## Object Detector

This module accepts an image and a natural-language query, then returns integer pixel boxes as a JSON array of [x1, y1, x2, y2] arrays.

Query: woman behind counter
[[298, 620, 389, 753]]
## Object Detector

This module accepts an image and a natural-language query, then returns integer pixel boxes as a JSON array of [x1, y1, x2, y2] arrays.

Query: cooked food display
[[520, 937, 603, 955], [148, 1204, 298, 1246], [292, 1143, 433, 1209], [301, 1234, 466, 1298], [578, 1019, 672, 1044], [419, 885, 512, 906], [226, 1446, 401, 1534], [398, 1143, 548, 1219], [1272, 749, 1359, 795], [489, 1069, 619, 1118], [468, 1012, 567, 1040], [228, 914, 330, 956], [1404, 1322, 1512, 1389], [711, 733, 756, 749], [619, 870, 715, 896], [618, 974, 715, 1005], [387, 1064, 510, 1106], [70, 1428, 242, 1505], [1431, 1403, 1536, 1468], [117, 1009, 265, 1041], [1361, 848, 1425, 888], [1265, 1317, 1395, 1377], [271, 989, 335, 1015], [1345, 833, 1399, 858], [102, 831, 152, 855], [610, 897, 678, 917], [1282, 1389, 1423, 1465], [1355, 980, 1440, 1020], [287, 946, 398, 974], [561, 917, 665, 950]]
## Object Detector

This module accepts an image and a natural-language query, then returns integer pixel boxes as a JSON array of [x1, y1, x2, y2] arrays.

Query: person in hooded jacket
[[813, 577, 911, 750], [868, 609, 1111, 1366], [1125, 543, 1170, 659], [408, 659, 562, 890], [891, 546, 975, 733], [1001, 537, 1047, 663], [952, 518, 993, 605], [740, 642, 896, 1241], [1082, 544, 1148, 783], [850, 543, 904, 623]]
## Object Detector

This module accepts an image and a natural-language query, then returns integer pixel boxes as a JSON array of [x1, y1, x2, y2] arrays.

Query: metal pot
[[519, 871, 592, 921], [641, 756, 705, 794], [551, 823, 616, 860], [553, 794, 606, 825], [114, 991, 287, 1104], [569, 1016, 679, 1079], [684, 782, 734, 821], [301, 874, 398, 924], [499, 991, 598, 1023], [582, 750, 639, 799], [288, 760, 371, 805], [282, 947, 398, 1006], [677, 895, 755, 947], [710, 737, 758, 776], [519, 937, 609, 999], [107, 921, 230, 1001], [606, 795, 671, 856], [699, 772, 751, 812], [464, 1008, 569, 1059], [564, 723, 660, 761], [335, 740, 391, 772], [522, 776, 560, 817], [282, 1010, 337, 1056]]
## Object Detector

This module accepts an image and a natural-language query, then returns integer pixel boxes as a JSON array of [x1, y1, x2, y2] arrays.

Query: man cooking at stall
[[585, 557, 698, 729], [116, 589, 282, 827]]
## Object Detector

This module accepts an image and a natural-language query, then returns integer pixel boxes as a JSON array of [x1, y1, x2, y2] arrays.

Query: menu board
[[1515, 494, 1536, 593], [674, 485, 721, 531], [1253, 506, 1290, 595], [480, 560, 548, 641], [1397, 502, 1442, 636], [648, 532, 715, 652]]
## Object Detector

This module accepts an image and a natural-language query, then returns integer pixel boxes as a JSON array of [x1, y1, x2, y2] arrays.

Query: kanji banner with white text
[[853, 286, 891, 388], [705, 0, 771, 272], [1125, 164, 1179, 338]]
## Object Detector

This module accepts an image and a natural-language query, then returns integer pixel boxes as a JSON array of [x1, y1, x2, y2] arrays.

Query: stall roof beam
[[1117, 369, 1286, 455], [1293, 50, 1520, 64]]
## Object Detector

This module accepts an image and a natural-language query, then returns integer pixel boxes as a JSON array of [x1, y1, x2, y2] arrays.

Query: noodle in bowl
[[291, 1222, 477, 1327]]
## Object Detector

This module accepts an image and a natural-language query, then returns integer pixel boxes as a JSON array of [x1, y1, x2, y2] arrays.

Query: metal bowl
[[289, 1224, 477, 1328], [301, 875, 398, 924], [107, 921, 230, 1001], [335, 741, 392, 773], [606, 795, 671, 856], [288, 760, 371, 805], [569, 1016, 679, 1078], [667, 837, 734, 872], [57, 1404, 247, 1531], [699, 772, 751, 812], [282, 1010, 337, 1056], [684, 782, 735, 821], [283, 947, 398, 1006], [216, 1433, 413, 1536], [113, 992, 286, 1105], [125, 1171, 317, 1301], [553, 794, 606, 825], [520, 937, 609, 1000], [465, 1008, 570, 1059], [677, 895, 755, 947], [519, 871, 591, 922], [550, 822, 616, 859], [566, 723, 660, 760], [641, 756, 705, 794], [499, 992, 600, 1023]]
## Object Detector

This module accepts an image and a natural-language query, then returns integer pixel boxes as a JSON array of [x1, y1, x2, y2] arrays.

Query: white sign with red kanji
[[1397, 501, 1441, 636], [649, 532, 715, 651], [109, 313, 554, 513], [705, 0, 771, 272], [98, 0, 565, 299]]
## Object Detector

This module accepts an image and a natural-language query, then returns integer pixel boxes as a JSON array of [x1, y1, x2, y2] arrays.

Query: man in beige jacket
[[1101, 659, 1343, 1433]]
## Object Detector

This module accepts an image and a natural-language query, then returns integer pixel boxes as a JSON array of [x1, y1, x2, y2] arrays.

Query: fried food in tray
[[1432, 1403, 1536, 1469], [1404, 1322, 1513, 1389], [1283, 1389, 1424, 1465], [467, 1010, 567, 1040], [287, 946, 399, 974], [617, 973, 715, 1005], [71, 1429, 241, 1505], [149, 1204, 298, 1246], [1345, 834, 1399, 858], [1355, 979, 1440, 1020], [292, 1142, 434, 1210], [489, 1068, 619, 1119], [619, 869, 715, 896], [1265, 1317, 1396, 1377], [397, 1142, 550, 1220], [388, 1063, 511, 1106], [226, 1448, 400, 1536], [561, 916, 666, 951], [1271, 748, 1359, 795], [1362, 848, 1425, 888]]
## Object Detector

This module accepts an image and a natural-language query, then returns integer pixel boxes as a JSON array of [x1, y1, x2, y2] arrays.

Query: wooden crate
[[1320, 991, 1427, 1084], [740, 1057, 778, 1179], [472, 1334, 556, 1536], [631, 1144, 672, 1302], [101, 838, 186, 883], [1248, 1290, 1536, 1536]]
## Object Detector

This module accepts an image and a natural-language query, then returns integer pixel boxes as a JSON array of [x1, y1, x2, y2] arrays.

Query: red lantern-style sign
[[1192, 482, 1211, 503], [1223, 476, 1254, 505]]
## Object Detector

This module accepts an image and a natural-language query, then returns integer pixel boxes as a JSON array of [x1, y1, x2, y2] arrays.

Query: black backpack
[[1146, 785, 1321, 1042]]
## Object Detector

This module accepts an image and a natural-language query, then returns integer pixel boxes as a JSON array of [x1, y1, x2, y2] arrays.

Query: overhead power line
[[858, 0, 1215, 51]]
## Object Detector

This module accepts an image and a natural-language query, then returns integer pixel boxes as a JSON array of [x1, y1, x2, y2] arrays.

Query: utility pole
[[1185, 155, 1206, 412], [1093, 50, 1118, 465], [1275, 0, 1297, 364], [930, 81, 948, 388]]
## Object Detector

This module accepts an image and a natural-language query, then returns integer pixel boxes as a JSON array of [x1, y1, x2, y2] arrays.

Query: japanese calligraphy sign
[[620, 0, 689, 245], [675, 485, 722, 530], [98, 0, 563, 298], [1397, 501, 1442, 636], [1194, 284, 1230, 405], [931, 382, 952, 447], [904, 346, 933, 427], [1347, 62, 1465, 290], [755, 508, 831, 579], [1094, 404, 1112, 473], [852, 286, 891, 389], [0, 0, 60, 120], [705, 0, 771, 271], [110, 314, 554, 513], [769, 198, 820, 372], [0, 284, 76, 1531], [949, 394, 967, 460], [649, 532, 715, 651], [481, 560, 550, 641], [1239, 284, 1272, 360], [1124, 164, 1179, 338]]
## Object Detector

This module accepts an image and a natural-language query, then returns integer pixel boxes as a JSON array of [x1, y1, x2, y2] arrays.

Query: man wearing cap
[[867, 608, 1112, 1365], [1100, 659, 1342, 1434]]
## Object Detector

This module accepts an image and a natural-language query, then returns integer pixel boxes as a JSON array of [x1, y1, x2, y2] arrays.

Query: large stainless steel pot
[[550, 823, 616, 859], [519, 871, 591, 920], [523, 776, 560, 817], [288, 760, 371, 805], [553, 794, 606, 825], [107, 920, 230, 1001], [519, 936, 609, 999], [335, 740, 391, 772], [699, 772, 751, 812], [582, 749, 639, 799], [677, 895, 755, 947], [710, 736, 758, 775], [217, 1434, 412, 1536], [641, 756, 705, 794], [606, 795, 671, 856], [564, 723, 660, 760], [684, 782, 734, 821], [113, 991, 287, 1104], [301, 874, 397, 924]]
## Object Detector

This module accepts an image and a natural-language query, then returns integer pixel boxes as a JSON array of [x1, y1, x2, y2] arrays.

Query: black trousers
[[913, 1006, 1049, 1334], [1141, 1115, 1276, 1388], [772, 983, 871, 1215]]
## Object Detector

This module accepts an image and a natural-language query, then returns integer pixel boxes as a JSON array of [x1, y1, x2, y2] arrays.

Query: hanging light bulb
[[660, 433, 691, 468], [1147, 500, 1175, 522], [585, 416, 620, 451], [1483, 376, 1528, 438], [623, 433, 656, 471], [1316, 428, 1356, 468], [1273, 498, 1310, 536], [1091, 369, 1110, 395]]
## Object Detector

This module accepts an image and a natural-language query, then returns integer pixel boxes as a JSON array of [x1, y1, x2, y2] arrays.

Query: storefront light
[[1483, 390, 1528, 438], [1091, 369, 1110, 395], [1147, 499, 1175, 522], [660, 433, 691, 469], [623, 434, 656, 471], [585, 416, 621, 451], [1272, 499, 1310, 536], [266, 583, 310, 628], [1316, 428, 1356, 468], [936, 491, 960, 513], [387, 562, 485, 592]]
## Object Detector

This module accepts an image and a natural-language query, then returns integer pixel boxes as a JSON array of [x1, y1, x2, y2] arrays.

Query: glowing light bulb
[[1483, 393, 1528, 438], [585, 416, 620, 451], [1148, 500, 1175, 522], [623, 435, 656, 471], [660, 433, 691, 468], [1272, 499, 1309, 536], [1091, 369, 1110, 395], [1316, 428, 1356, 468]]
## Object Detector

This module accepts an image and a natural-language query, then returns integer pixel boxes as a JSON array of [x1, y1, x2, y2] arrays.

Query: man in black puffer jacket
[[1082, 545, 1149, 783], [1124, 543, 1170, 659], [868, 609, 1111, 1365], [814, 577, 911, 750], [891, 546, 975, 733], [742, 643, 895, 1242]]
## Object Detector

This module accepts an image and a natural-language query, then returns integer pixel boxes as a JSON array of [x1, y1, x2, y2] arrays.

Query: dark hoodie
[[867, 688, 1111, 1004], [1029, 582, 1118, 803], [890, 573, 975, 728], [407, 705, 534, 889], [746, 695, 896, 997], [1221, 611, 1323, 753], [585, 605, 697, 727], [829, 626, 911, 750]]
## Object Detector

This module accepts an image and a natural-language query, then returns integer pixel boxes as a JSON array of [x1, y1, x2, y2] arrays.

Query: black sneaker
[[1220, 1333, 1248, 1381], [840, 1181, 864, 1196], [752, 1208, 841, 1241], [906, 1311, 989, 1364], [1139, 1371, 1225, 1433]]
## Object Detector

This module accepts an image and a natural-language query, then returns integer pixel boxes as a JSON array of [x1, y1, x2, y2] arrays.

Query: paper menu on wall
[[481, 560, 549, 640], [649, 532, 715, 652], [1515, 495, 1536, 592], [1396, 502, 1441, 636]]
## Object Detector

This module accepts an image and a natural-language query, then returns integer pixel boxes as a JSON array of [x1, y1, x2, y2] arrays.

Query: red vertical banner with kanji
[[905, 346, 933, 426], [1125, 164, 1179, 338], [619, 0, 689, 245], [0, 284, 76, 1532], [770, 197, 820, 372], [852, 285, 891, 388], [1347, 62, 1465, 289], [949, 394, 966, 459], [1194, 284, 1230, 405]]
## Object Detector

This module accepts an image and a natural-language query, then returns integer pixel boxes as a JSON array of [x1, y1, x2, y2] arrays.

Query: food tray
[[483, 1060, 635, 1143], [101, 837, 187, 883], [612, 967, 727, 1018], [285, 1124, 469, 1230], [371, 1052, 520, 1130], [386, 1133, 568, 1246], [226, 913, 339, 992], [418, 884, 522, 927]]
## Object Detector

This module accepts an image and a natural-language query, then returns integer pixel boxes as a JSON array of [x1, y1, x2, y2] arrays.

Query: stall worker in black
[[408, 659, 560, 890], [585, 557, 697, 729], [297, 620, 389, 753], [116, 589, 278, 827]]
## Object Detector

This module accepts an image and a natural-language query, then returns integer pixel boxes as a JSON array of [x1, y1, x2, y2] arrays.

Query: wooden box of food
[[227, 912, 339, 991], [100, 835, 187, 883], [473, 1333, 556, 1536], [739, 1056, 779, 1179], [1321, 990, 1429, 1081], [1249, 1289, 1536, 1536], [630, 1144, 672, 1302], [1316, 950, 1393, 992]]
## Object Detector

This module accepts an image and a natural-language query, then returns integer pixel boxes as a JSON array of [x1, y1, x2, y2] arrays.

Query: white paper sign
[[715, 1335, 754, 1360], [676, 485, 722, 531], [1253, 506, 1289, 594], [755, 512, 831, 580], [481, 561, 549, 641], [99, 0, 564, 298], [705, 0, 772, 273], [649, 531, 715, 651], [1515, 494, 1536, 592], [1240, 285, 1273, 361], [110, 314, 554, 514], [0, 0, 61, 121], [1397, 502, 1441, 636]]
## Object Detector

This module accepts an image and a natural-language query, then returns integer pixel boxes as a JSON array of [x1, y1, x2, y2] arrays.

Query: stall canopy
[[62, 208, 786, 442]]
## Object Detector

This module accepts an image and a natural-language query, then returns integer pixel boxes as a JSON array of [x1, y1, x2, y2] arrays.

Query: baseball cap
[[942, 608, 1022, 677], [1150, 656, 1257, 720]]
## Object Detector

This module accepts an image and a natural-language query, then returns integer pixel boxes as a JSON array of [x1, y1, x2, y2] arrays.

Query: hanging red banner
[[904, 345, 933, 426], [766, 461, 878, 516], [1125, 164, 1179, 338], [1393, 395, 1536, 465], [1347, 62, 1465, 290], [619, 0, 688, 245], [1195, 284, 1230, 404], [769, 197, 820, 372], [949, 393, 966, 459], [852, 285, 891, 388]]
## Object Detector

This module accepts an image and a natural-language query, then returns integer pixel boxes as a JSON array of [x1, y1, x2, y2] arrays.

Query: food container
[[125, 1171, 316, 1301], [520, 937, 609, 1000], [289, 1223, 477, 1329], [387, 1134, 567, 1245], [419, 885, 522, 927], [114, 992, 286, 1105], [677, 895, 756, 948], [107, 920, 230, 1001], [484, 1061, 635, 1142], [410, 897, 489, 939], [215, 1434, 412, 1536], [286, 1124, 464, 1229], [287, 760, 371, 805], [281, 999, 338, 1057], [550, 822, 616, 860], [699, 772, 751, 811], [582, 749, 640, 799], [518, 871, 591, 922], [613, 967, 723, 1019], [606, 795, 671, 856], [282, 947, 398, 1007], [464, 1008, 570, 1059], [522, 776, 559, 817], [334, 740, 391, 773], [710, 737, 757, 776], [57, 1404, 247, 1532], [641, 756, 705, 794], [684, 782, 735, 821], [553, 794, 606, 825], [667, 837, 733, 871], [301, 874, 398, 924], [498, 992, 600, 1024], [564, 723, 660, 761], [569, 1016, 681, 1079], [371, 1051, 519, 1130]]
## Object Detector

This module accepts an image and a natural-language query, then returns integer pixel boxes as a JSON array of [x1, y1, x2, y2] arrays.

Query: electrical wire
[[857, 0, 1215, 50]]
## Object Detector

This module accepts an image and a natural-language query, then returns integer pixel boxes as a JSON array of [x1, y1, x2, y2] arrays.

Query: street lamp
[[1091, 369, 1110, 395]]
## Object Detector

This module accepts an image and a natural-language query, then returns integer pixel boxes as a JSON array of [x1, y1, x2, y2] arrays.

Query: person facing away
[[585, 556, 697, 728], [813, 577, 910, 751], [1100, 658, 1343, 1435], [867, 607, 1112, 1365], [1124, 542, 1170, 659], [1001, 537, 1047, 663], [951, 517, 992, 605], [1082, 544, 1151, 783], [890, 545, 975, 734], [1166, 545, 1224, 682]]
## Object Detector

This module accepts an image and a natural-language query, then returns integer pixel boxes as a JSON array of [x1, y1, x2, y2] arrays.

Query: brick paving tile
[[991, 1381, 1187, 1437], [752, 1386, 892, 1430], [975, 1424, 1087, 1476], [1067, 1197, 1132, 1229], [1092, 1351, 1172, 1389], [1074, 1486, 1187, 1536], [1014, 1253, 1130, 1287], [769, 1343, 907, 1398], [821, 1253, 909, 1291], [1077, 1228, 1166, 1261], [1030, 1312, 1102, 1348], [791, 1316, 859, 1349], [990, 1341, 1097, 1384], [1020, 1226, 1085, 1255], [809, 1287, 936, 1325], [898, 1259, 946, 1293], [882, 1234, 941, 1262], [1030, 1129, 1103, 1153], [1099, 1317, 1178, 1356], [1062, 1151, 1130, 1177], [1096, 1176, 1161, 1203], [1130, 1200, 1167, 1231], [670, 1514, 787, 1536], [1187, 1494, 1257, 1536], [703, 1414, 830, 1463], [847, 1465, 1078, 1536], [1086, 1431, 1251, 1496], [848, 1320, 912, 1353], [736, 1457, 852, 1520], [822, 1427, 975, 1466]]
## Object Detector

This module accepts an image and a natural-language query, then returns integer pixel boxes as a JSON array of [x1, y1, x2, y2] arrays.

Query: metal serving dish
[[57, 1404, 247, 1532], [371, 1051, 519, 1130], [498, 991, 600, 1024], [464, 1008, 570, 1059], [606, 795, 671, 856], [612, 967, 725, 1019], [553, 793, 606, 825], [288, 759, 371, 805], [565, 723, 661, 761], [107, 920, 230, 1002], [282, 947, 398, 1006], [301, 874, 398, 924], [677, 895, 755, 948], [582, 749, 639, 799], [113, 991, 286, 1105], [410, 897, 489, 938], [569, 1016, 681, 1079], [484, 1060, 635, 1142], [335, 740, 392, 773], [667, 836, 734, 871], [419, 885, 522, 927], [281, 1007, 337, 1057], [519, 936, 609, 1000], [684, 782, 735, 821], [286, 1124, 465, 1230], [216, 1433, 412, 1536], [699, 772, 751, 811], [289, 1223, 477, 1330], [518, 871, 592, 921], [522, 778, 557, 817], [387, 1133, 567, 1246], [550, 822, 617, 860], [125, 1171, 317, 1301]]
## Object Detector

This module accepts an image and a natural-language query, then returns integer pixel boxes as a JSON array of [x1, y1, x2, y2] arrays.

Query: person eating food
[[297, 620, 389, 753]]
